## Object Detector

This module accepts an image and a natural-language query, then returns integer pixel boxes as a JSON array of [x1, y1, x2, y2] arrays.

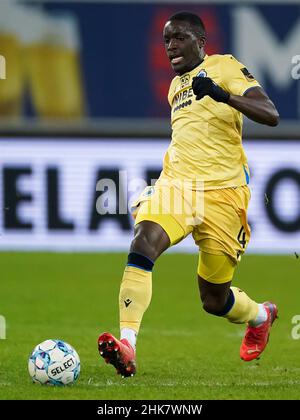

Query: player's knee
[[130, 222, 169, 261], [130, 230, 157, 261]]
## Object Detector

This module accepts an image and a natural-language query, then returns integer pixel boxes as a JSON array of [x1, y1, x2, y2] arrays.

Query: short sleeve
[[220, 55, 261, 97]]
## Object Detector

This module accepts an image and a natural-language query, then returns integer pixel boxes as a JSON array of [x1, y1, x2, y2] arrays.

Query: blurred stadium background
[[0, 0, 300, 400]]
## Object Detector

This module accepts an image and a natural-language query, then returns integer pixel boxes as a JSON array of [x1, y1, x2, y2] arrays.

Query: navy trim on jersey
[[243, 86, 260, 96]]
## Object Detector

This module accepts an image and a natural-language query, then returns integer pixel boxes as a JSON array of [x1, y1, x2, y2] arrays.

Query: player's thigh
[[130, 220, 170, 260], [193, 186, 251, 264], [197, 250, 236, 284], [134, 203, 185, 250], [132, 183, 193, 247], [197, 251, 235, 308]]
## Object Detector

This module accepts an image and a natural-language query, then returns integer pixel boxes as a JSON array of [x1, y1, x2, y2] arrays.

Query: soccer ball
[[28, 339, 80, 385]]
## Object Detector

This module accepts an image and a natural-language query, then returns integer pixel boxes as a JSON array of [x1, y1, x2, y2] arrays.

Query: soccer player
[[98, 11, 280, 377]]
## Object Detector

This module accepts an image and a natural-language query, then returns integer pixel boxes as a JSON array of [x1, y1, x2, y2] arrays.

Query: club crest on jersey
[[196, 69, 207, 78], [180, 74, 190, 88]]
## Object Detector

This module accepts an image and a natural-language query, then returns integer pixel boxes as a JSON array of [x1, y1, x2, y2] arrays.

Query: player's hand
[[192, 76, 230, 103]]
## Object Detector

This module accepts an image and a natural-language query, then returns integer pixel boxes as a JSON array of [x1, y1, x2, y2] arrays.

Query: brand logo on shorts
[[143, 187, 155, 197]]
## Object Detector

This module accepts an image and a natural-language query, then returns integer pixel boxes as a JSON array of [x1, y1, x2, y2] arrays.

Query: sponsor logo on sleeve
[[241, 67, 255, 81]]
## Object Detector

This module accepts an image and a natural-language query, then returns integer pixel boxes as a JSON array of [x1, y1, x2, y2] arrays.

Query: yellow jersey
[[162, 54, 260, 190]]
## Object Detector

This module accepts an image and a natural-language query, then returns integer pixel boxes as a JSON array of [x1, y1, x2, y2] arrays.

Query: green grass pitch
[[0, 252, 299, 400]]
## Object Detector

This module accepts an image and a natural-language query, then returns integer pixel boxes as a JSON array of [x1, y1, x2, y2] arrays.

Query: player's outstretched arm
[[228, 86, 280, 127]]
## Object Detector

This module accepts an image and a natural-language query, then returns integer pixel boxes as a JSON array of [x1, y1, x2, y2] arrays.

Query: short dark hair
[[168, 11, 206, 37]]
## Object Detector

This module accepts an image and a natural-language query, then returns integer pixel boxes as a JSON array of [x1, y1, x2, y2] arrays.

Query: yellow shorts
[[197, 251, 236, 284], [131, 178, 251, 282]]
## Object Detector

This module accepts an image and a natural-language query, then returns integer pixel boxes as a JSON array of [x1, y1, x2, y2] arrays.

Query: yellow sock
[[119, 266, 152, 333], [224, 286, 259, 324]]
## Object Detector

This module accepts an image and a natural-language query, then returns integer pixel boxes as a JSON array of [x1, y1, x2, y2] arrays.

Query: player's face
[[163, 20, 205, 75]]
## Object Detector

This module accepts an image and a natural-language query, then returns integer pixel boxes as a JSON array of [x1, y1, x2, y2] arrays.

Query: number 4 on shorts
[[237, 227, 246, 248]]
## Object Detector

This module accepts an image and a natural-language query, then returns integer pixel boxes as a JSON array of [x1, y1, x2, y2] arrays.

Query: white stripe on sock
[[121, 328, 137, 350], [249, 304, 268, 327]]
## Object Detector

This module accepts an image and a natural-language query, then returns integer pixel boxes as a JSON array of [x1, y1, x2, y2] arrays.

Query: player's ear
[[198, 35, 206, 48]]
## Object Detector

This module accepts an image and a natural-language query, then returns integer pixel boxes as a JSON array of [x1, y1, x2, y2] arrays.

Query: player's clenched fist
[[192, 76, 230, 103]]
